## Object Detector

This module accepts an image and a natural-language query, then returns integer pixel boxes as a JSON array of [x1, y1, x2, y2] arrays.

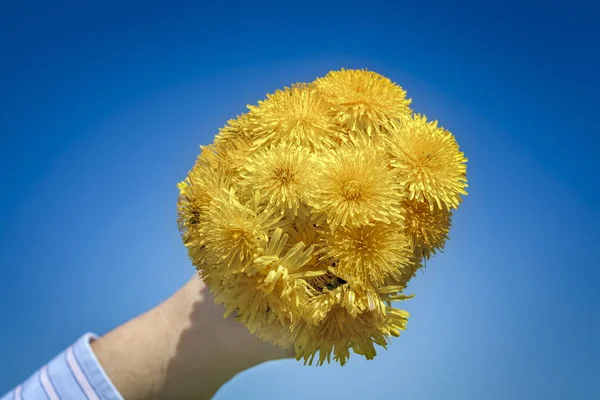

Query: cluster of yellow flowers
[[177, 69, 468, 365]]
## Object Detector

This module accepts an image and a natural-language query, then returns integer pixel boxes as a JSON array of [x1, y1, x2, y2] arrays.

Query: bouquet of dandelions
[[176, 69, 468, 366]]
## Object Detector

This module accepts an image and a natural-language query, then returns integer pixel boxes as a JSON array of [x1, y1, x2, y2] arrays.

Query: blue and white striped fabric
[[1, 333, 123, 400]]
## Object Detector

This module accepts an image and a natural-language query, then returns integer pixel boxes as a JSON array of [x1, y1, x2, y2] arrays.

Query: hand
[[91, 275, 294, 400]]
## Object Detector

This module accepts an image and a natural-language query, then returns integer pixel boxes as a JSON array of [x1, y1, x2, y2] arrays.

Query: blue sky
[[1, 1, 598, 399]]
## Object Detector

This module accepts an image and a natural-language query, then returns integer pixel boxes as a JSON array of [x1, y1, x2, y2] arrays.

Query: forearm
[[91, 276, 293, 400]]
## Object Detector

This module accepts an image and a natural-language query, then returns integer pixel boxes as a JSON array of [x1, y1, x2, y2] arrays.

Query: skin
[[91, 275, 294, 400]]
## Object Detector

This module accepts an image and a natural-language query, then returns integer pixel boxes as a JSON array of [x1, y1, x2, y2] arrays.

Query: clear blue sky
[[1, 1, 598, 399]]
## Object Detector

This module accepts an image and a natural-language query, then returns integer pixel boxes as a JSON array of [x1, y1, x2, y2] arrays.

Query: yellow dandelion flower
[[403, 199, 452, 260], [240, 143, 318, 217], [320, 222, 412, 286], [214, 112, 255, 143], [198, 190, 280, 272], [176, 147, 232, 259], [247, 83, 341, 151], [313, 143, 403, 229], [296, 309, 382, 366], [206, 271, 299, 348], [386, 114, 468, 210], [212, 228, 324, 336], [314, 68, 412, 136], [295, 284, 409, 365], [199, 136, 254, 186]]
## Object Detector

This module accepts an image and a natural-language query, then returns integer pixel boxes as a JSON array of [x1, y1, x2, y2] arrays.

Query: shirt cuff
[[1, 332, 124, 400], [70, 332, 124, 400]]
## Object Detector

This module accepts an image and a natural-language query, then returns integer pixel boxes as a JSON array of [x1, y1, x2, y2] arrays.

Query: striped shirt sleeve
[[1, 333, 124, 400]]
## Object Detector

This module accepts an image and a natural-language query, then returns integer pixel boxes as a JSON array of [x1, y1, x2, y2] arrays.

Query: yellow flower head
[[312, 142, 403, 229], [403, 199, 452, 260], [177, 69, 468, 365], [198, 190, 280, 272], [320, 222, 412, 286], [176, 146, 232, 261], [247, 83, 342, 151], [295, 284, 409, 365], [386, 114, 468, 210], [314, 68, 412, 136], [209, 136, 256, 188], [240, 142, 318, 217], [214, 112, 255, 143], [211, 228, 323, 340]]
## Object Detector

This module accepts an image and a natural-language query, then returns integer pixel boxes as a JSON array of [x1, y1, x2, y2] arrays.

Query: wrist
[[154, 275, 295, 398], [93, 275, 293, 400]]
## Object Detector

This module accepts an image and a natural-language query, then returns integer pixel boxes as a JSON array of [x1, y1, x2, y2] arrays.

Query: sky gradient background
[[1, 1, 598, 399]]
